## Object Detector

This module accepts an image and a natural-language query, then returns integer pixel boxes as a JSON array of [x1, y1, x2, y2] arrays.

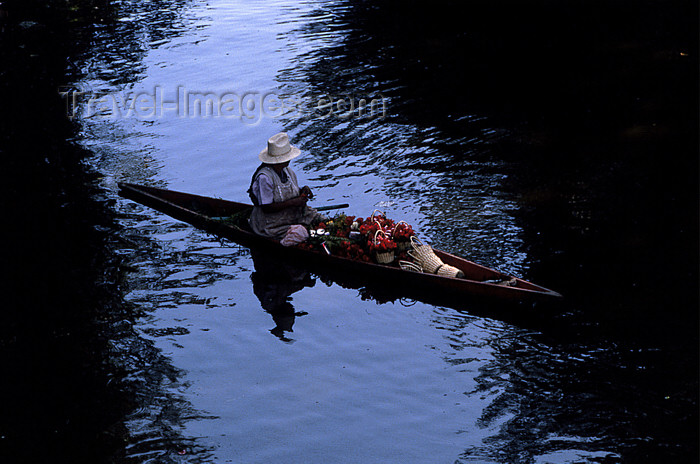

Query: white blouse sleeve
[[252, 173, 274, 205]]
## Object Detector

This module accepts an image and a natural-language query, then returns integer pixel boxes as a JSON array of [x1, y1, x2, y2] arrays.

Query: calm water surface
[[68, 0, 696, 463]]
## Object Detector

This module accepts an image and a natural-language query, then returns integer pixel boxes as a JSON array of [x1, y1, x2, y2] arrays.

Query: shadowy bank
[[0, 1, 207, 463]]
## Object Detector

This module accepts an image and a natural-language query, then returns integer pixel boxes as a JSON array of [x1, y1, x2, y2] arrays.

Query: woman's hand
[[300, 185, 313, 199], [287, 195, 309, 207], [260, 195, 308, 213]]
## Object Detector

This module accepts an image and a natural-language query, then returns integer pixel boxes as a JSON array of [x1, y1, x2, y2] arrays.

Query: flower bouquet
[[357, 221, 376, 236], [318, 214, 363, 237], [303, 211, 416, 267], [369, 230, 397, 264], [336, 241, 372, 262], [392, 221, 415, 251]]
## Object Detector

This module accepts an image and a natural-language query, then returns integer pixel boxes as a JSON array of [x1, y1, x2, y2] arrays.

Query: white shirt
[[251, 173, 274, 205]]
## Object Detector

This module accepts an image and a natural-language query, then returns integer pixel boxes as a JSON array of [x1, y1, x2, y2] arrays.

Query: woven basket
[[408, 236, 464, 279], [370, 209, 386, 221], [392, 221, 413, 251], [398, 260, 423, 273], [373, 230, 395, 264], [435, 263, 465, 279], [375, 251, 395, 264], [396, 240, 411, 252], [407, 236, 442, 274]]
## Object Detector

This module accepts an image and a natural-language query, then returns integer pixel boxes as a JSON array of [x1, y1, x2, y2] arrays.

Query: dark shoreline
[[0, 2, 199, 462], [0, 2, 131, 462]]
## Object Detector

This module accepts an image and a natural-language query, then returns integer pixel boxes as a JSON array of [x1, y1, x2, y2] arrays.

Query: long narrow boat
[[118, 182, 562, 304]]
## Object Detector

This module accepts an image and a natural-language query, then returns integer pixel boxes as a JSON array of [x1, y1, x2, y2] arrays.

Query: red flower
[[359, 222, 381, 236], [393, 222, 415, 241], [369, 234, 397, 253]]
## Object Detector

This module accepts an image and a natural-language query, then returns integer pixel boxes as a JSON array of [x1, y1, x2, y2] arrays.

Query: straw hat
[[259, 132, 301, 164]]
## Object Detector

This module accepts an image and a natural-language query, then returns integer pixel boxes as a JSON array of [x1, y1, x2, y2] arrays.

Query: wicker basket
[[398, 260, 423, 272], [396, 240, 411, 252], [375, 251, 395, 264], [407, 236, 442, 273], [408, 236, 464, 279], [373, 230, 395, 264], [370, 209, 386, 222], [435, 263, 465, 279], [392, 221, 413, 251]]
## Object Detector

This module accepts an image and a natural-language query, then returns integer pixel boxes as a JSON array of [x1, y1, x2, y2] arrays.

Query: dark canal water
[[1, 0, 697, 463]]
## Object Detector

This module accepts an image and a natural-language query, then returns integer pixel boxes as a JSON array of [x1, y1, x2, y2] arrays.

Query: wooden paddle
[[210, 203, 348, 221], [314, 203, 349, 212]]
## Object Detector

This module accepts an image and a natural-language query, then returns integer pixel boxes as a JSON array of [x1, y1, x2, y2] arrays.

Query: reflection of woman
[[247, 132, 323, 240], [250, 249, 315, 341]]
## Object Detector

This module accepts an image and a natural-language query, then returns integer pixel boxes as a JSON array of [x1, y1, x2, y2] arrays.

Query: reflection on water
[[250, 249, 315, 342], [61, 0, 699, 463]]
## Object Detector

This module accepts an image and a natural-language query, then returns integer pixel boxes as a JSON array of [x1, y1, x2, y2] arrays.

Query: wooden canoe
[[118, 182, 562, 304]]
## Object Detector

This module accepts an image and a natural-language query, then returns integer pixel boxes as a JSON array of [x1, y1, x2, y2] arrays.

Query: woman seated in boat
[[247, 132, 323, 240]]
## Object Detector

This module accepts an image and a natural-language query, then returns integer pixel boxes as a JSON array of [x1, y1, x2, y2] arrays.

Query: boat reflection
[[247, 246, 560, 345], [250, 249, 314, 342]]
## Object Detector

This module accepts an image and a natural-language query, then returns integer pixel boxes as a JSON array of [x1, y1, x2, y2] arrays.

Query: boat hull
[[117, 182, 562, 304]]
